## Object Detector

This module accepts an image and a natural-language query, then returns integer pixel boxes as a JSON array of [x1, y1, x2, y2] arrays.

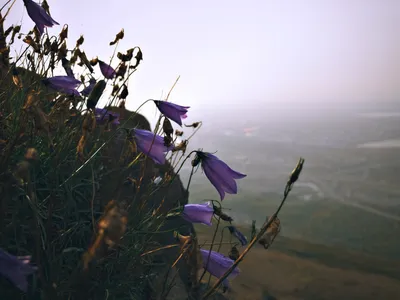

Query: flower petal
[[99, 60, 116, 79], [200, 249, 240, 280], [0, 249, 36, 292], [154, 100, 190, 126], [23, 0, 59, 36], [182, 203, 214, 226], [228, 226, 248, 246], [133, 129, 168, 164]]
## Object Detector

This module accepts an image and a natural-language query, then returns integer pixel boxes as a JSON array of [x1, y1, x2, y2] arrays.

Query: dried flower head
[[98, 200, 128, 248], [185, 122, 200, 128], [134, 47, 143, 68], [57, 41, 67, 60], [288, 157, 305, 185], [117, 48, 134, 62], [89, 57, 98, 66], [24, 148, 38, 161], [116, 62, 127, 78], [110, 29, 124, 45], [59, 24, 68, 42], [259, 216, 281, 249], [213, 205, 233, 222], [228, 246, 240, 261], [118, 84, 128, 99], [22, 35, 40, 52], [175, 129, 184, 136], [172, 140, 188, 154], [76, 35, 84, 47], [162, 117, 174, 136], [83, 200, 128, 269]]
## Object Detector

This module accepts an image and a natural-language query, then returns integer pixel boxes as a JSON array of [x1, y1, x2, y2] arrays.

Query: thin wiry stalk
[[203, 182, 295, 299]]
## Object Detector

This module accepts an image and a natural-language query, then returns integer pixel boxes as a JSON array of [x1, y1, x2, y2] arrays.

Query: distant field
[[195, 225, 400, 300]]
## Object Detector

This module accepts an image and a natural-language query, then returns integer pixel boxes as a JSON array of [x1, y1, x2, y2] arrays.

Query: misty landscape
[[184, 101, 400, 260]]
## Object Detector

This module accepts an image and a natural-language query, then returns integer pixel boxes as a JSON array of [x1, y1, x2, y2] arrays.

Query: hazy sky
[[6, 0, 400, 119]]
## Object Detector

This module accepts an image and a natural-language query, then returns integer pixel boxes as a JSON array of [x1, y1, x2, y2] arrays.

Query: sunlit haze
[[6, 0, 400, 122]]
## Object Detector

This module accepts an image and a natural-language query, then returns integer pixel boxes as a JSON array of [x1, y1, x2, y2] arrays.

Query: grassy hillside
[[195, 225, 400, 300]]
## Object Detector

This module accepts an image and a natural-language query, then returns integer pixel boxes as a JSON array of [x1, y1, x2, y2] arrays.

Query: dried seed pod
[[89, 57, 98, 66], [23, 36, 40, 53], [172, 140, 188, 154], [59, 24, 68, 42], [258, 216, 281, 249], [118, 84, 128, 99], [213, 205, 233, 222], [228, 246, 240, 261], [76, 35, 84, 47], [163, 117, 174, 136], [110, 29, 124, 45], [185, 122, 200, 128], [164, 135, 173, 147], [87, 80, 106, 110], [111, 84, 120, 96], [57, 41, 67, 60], [116, 62, 127, 78]]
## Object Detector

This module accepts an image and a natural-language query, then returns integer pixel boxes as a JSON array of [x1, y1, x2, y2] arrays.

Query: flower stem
[[202, 182, 295, 299], [199, 215, 221, 284]]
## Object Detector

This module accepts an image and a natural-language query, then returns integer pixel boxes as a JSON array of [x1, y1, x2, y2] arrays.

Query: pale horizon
[[6, 0, 400, 120]]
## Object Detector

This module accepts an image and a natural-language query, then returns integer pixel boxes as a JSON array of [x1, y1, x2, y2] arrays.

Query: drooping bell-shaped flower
[[132, 128, 173, 165], [0, 248, 37, 292], [153, 100, 190, 126], [81, 78, 96, 97], [200, 249, 240, 288], [94, 108, 120, 126], [228, 226, 248, 246], [98, 60, 116, 79], [23, 0, 59, 35], [182, 202, 214, 226], [194, 151, 246, 200], [42, 75, 81, 96], [61, 57, 74, 78]]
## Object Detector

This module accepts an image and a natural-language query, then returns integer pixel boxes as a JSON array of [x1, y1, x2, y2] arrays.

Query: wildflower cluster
[[0, 1, 304, 299]]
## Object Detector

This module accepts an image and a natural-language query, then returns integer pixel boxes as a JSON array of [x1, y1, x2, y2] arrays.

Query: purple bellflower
[[0, 248, 37, 292], [153, 100, 190, 126], [94, 108, 120, 126], [200, 249, 240, 288], [81, 78, 96, 97], [228, 226, 248, 246], [194, 151, 246, 200], [98, 60, 116, 79], [182, 202, 214, 226], [23, 0, 59, 35], [61, 57, 74, 78], [42, 75, 81, 96], [133, 128, 173, 165]]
